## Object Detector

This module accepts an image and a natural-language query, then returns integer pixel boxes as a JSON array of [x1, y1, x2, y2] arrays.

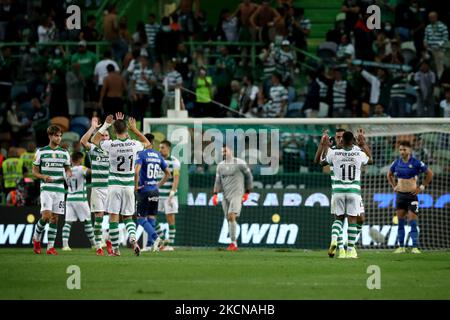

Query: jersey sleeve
[[81, 166, 88, 176], [416, 159, 428, 173], [64, 151, 71, 166], [135, 151, 143, 166], [134, 141, 144, 153], [99, 140, 112, 153], [172, 158, 181, 176], [325, 149, 334, 165], [160, 155, 168, 171], [360, 151, 369, 165], [389, 160, 397, 173], [33, 149, 41, 166]]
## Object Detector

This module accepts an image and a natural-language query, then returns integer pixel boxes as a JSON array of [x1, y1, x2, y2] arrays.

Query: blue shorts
[[136, 190, 159, 217]]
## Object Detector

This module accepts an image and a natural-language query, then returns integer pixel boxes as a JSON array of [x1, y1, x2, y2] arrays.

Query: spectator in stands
[[173, 0, 200, 38], [130, 55, 155, 124], [66, 63, 85, 117], [47, 65, 68, 118], [263, 72, 288, 118], [119, 16, 133, 48], [371, 103, 390, 117], [359, 66, 393, 114], [336, 33, 355, 62], [303, 71, 320, 118], [288, 7, 311, 55], [389, 70, 409, 117], [214, 46, 236, 111], [239, 75, 260, 117], [274, 39, 296, 84], [0, 46, 13, 102], [175, 43, 193, 88], [330, 67, 354, 117], [414, 60, 436, 117], [155, 16, 182, 65], [20, 141, 36, 180], [31, 97, 49, 147], [94, 50, 120, 97], [193, 10, 213, 41], [281, 132, 302, 173], [192, 47, 208, 74], [353, 11, 375, 61], [229, 80, 241, 115], [423, 11, 449, 78], [341, 0, 360, 33], [259, 44, 276, 95], [217, 8, 238, 42], [6, 101, 31, 145], [37, 14, 56, 43], [132, 21, 148, 46], [71, 40, 97, 103], [99, 64, 127, 115], [440, 89, 450, 117], [145, 13, 160, 65], [440, 57, 450, 96], [104, 5, 127, 62], [0, 0, 18, 42], [162, 59, 183, 117], [1, 147, 25, 196], [80, 15, 100, 42], [233, 0, 259, 42], [194, 66, 213, 117], [250, 0, 281, 45]]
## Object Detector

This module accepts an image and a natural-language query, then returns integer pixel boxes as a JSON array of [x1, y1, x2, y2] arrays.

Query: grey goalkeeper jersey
[[214, 157, 253, 200]]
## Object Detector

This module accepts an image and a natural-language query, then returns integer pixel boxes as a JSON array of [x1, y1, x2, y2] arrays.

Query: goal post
[[143, 117, 450, 250]]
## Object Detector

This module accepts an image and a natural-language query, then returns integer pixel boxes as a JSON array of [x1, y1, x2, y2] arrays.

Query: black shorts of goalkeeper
[[396, 192, 419, 215], [136, 189, 159, 217]]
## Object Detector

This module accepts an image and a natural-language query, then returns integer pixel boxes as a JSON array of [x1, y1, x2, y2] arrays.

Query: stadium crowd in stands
[[0, 0, 449, 204]]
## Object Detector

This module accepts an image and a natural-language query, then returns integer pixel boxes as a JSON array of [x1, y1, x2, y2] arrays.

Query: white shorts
[[40, 191, 65, 215], [331, 193, 364, 217], [222, 196, 242, 217], [105, 187, 135, 216], [90, 187, 108, 213], [158, 196, 179, 214], [66, 201, 91, 222]]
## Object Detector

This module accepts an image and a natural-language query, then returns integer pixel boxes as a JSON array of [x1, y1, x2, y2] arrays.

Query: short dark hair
[[399, 141, 412, 148], [113, 119, 127, 135], [336, 128, 346, 133], [106, 64, 115, 73], [145, 133, 155, 144], [71, 151, 84, 163], [103, 50, 113, 59], [149, 13, 156, 19], [161, 140, 172, 148], [47, 125, 62, 136], [343, 131, 354, 145], [87, 15, 96, 22], [272, 72, 282, 82]]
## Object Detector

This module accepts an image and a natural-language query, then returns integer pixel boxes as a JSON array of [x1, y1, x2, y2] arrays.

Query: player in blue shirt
[[387, 140, 433, 254], [135, 134, 171, 252]]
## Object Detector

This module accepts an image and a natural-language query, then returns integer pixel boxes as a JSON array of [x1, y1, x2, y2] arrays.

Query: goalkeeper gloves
[[212, 193, 219, 206], [242, 191, 250, 203]]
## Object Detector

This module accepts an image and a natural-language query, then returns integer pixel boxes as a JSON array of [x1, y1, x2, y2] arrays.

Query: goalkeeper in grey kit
[[212, 145, 253, 251]]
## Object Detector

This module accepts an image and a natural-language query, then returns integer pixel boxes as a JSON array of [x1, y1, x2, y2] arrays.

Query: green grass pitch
[[1, 248, 450, 300]]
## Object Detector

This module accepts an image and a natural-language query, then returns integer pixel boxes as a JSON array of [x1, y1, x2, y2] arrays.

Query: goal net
[[143, 118, 450, 250]]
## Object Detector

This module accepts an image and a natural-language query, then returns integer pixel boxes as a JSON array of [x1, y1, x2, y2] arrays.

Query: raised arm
[[314, 130, 330, 164], [80, 117, 101, 149], [356, 128, 373, 165], [92, 114, 114, 146], [128, 117, 151, 148]]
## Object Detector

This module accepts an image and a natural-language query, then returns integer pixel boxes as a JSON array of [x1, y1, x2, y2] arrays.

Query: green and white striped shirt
[[424, 21, 449, 49], [33, 146, 70, 194], [100, 139, 144, 189], [159, 155, 180, 198], [66, 165, 88, 202], [325, 146, 368, 195], [88, 144, 109, 188]]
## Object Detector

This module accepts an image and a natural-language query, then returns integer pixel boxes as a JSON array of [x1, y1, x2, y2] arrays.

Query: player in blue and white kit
[[387, 140, 433, 254], [135, 133, 171, 252]]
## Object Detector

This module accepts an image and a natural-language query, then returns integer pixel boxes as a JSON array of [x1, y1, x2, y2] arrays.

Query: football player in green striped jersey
[[81, 117, 113, 256], [320, 131, 373, 259], [62, 152, 96, 251], [155, 140, 181, 251], [32, 125, 72, 255]]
